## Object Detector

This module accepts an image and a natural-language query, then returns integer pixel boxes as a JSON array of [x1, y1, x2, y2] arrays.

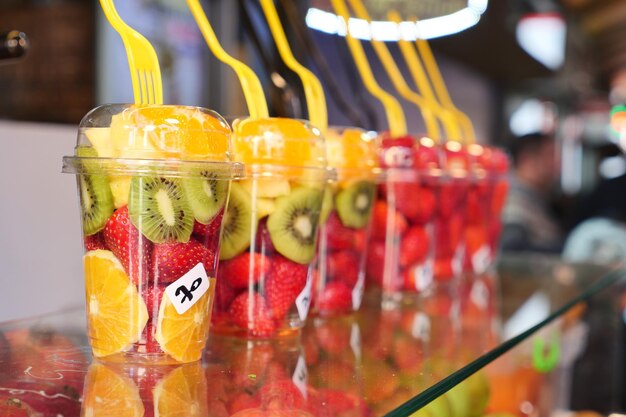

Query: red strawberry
[[366, 240, 386, 287], [152, 240, 215, 284], [370, 201, 407, 240], [103, 206, 152, 286], [219, 252, 272, 289], [353, 229, 367, 252], [254, 218, 276, 254], [84, 232, 107, 251], [323, 212, 354, 250], [229, 392, 261, 414], [141, 285, 165, 318], [229, 292, 276, 337], [213, 277, 237, 313], [327, 251, 359, 287], [400, 226, 429, 267], [315, 281, 352, 314], [192, 209, 223, 239], [265, 256, 309, 321]]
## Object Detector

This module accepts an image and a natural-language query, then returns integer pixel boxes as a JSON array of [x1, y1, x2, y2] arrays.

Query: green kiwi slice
[[182, 169, 228, 224], [335, 180, 376, 228], [128, 176, 194, 243], [318, 185, 334, 225], [267, 187, 323, 264], [77, 147, 114, 236], [219, 182, 254, 260]]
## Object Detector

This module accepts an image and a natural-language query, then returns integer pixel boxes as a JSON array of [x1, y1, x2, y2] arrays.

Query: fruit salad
[[311, 128, 378, 316], [63, 104, 240, 363], [211, 117, 328, 338], [367, 135, 441, 302]]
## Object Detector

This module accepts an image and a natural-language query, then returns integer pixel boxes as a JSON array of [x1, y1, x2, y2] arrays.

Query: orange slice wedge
[[84, 250, 148, 358], [82, 363, 145, 417], [155, 282, 214, 363]]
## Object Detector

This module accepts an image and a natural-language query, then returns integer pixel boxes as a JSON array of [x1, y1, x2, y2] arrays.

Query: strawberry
[[265, 255, 309, 321], [192, 209, 223, 239], [213, 277, 237, 313], [254, 217, 276, 254], [219, 252, 272, 289], [353, 228, 367, 252], [103, 206, 152, 286], [315, 281, 352, 314], [141, 284, 165, 318], [327, 251, 359, 287], [84, 232, 107, 251], [399, 226, 429, 267], [152, 239, 216, 284], [228, 392, 261, 415], [365, 240, 386, 287], [228, 292, 276, 337], [370, 201, 407, 240], [323, 212, 354, 250]]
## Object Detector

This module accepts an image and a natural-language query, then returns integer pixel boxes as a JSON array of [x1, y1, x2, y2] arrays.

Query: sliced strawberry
[[254, 217, 276, 255], [228, 292, 276, 337], [323, 212, 354, 250], [84, 232, 107, 251], [103, 206, 152, 286], [265, 255, 309, 321], [370, 201, 407, 240], [152, 240, 215, 284], [327, 251, 359, 287], [219, 252, 272, 289], [400, 226, 429, 267], [315, 281, 352, 314]]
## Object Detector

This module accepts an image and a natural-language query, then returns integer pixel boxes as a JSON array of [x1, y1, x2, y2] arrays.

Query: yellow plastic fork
[[187, 0, 268, 118], [347, 0, 445, 140], [411, 15, 475, 143], [99, 0, 163, 104], [330, 0, 407, 137], [259, 0, 327, 133]]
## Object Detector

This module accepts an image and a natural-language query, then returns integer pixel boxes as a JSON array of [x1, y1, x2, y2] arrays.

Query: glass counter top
[[0, 254, 623, 417]]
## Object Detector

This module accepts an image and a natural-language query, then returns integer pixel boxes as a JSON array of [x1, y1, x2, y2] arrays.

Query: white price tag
[[411, 312, 431, 341], [291, 354, 308, 398], [414, 262, 434, 292], [471, 245, 491, 274], [296, 270, 313, 321], [350, 322, 362, 362], [352, 273, 365, 310], [470, 279, 489, 310], [164, 263, 210, 315]]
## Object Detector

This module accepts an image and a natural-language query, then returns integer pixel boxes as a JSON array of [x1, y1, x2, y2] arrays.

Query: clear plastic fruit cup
[[211, 117, 329, 338], [367, 134, 441, 307], [311, 127, 378, 317], [486, 147, 510, 257], [433, 141, 470, 285], [62, 104, 242, 364]]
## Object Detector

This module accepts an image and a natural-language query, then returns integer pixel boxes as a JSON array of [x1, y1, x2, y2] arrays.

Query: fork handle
[[0, 31, 29, 62]]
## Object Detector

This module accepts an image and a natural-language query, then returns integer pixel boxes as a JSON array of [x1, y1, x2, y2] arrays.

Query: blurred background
[[1, 0, 625, 319]]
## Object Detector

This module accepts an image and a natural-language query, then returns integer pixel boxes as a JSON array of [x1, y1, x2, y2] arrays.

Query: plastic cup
[[62, 104, 241, 364], [211, 117, 329, 338], [311, 127, 378, 316], [367, 134, 441, 306]]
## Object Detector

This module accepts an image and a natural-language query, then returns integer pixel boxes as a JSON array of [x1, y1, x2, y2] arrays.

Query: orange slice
[[153, 363, 207, 417], [82, 363, 145, 417], [232, 117, 325, 167], [84, 250, 148, 358], [155, 282, 215, 363]]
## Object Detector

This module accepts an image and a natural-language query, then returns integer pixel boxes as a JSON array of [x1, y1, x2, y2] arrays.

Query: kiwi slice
[[77, 147, 114, 236], [182, 169, 228, 224], [128, 176, 194, 243], [219, 182, 254, 260], [267, 187, 323, 264], [318, 186, 334, 225], [335, 180, 376, 228]]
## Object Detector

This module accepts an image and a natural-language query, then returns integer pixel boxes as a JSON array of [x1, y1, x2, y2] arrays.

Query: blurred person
[[500, 132, 563, 252]]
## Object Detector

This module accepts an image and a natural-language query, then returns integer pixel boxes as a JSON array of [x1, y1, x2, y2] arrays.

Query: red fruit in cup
[[392, 183, 437, 224], [229, 292, 276, 337], [219, 252, 272, 290], [152, 240, 215, 284], [324, 212, 354, 250], [371, 201, 408, 240], [414, 142, 441, 170], [327, 251, 359, 287], [400, 226, 429, 267], [214, 276, 237, 313], [84, 232, 107, 251], [103, 206, 152, 286], [192, 209, 223, 239], [366, 240, 386, 286], [380, 135, 416, 168], [265, 256, 309, 320], [141, 284, 165, 318], [254, 217, 276, 255], [229, 393, 261, 414], [315, 281, 352, 313], [353, 229, 367, 251]]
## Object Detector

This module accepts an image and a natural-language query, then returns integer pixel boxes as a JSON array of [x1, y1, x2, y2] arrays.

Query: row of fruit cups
[[64, 104, 510, 364]]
